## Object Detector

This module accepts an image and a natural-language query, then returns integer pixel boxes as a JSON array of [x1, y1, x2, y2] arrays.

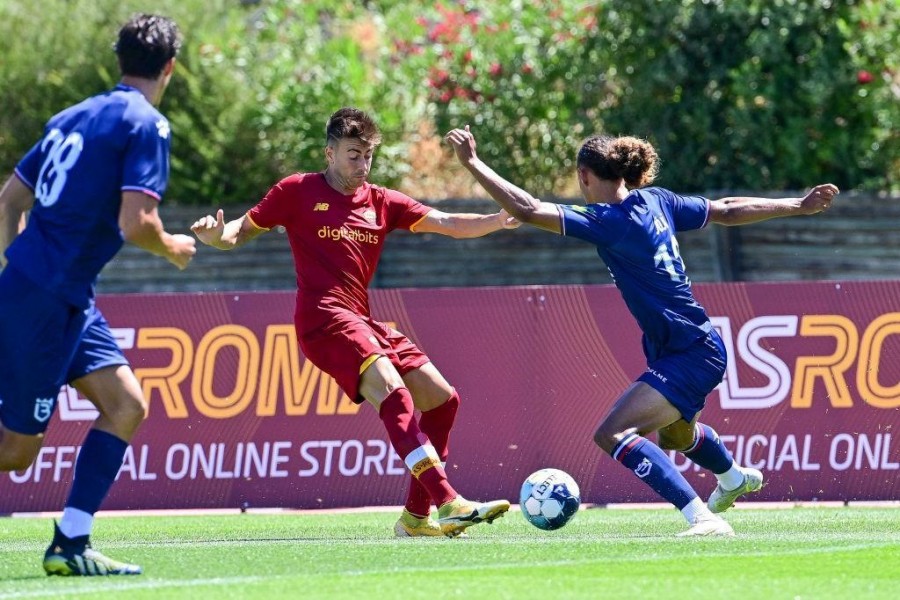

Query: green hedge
[[1, 0, 896, 205], [590, 0, 899, 193]]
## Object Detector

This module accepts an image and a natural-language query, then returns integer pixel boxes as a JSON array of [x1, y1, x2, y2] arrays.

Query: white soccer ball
[[519, 468, 581, 530]]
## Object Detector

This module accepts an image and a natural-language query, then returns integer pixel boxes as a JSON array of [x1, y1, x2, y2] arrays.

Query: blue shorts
[[0, 268, 128, 435], [637, 329, 727, 424]]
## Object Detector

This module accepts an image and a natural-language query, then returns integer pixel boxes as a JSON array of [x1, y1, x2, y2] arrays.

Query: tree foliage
[[593, 0, 899, 192], [0, 0, 895, 205]]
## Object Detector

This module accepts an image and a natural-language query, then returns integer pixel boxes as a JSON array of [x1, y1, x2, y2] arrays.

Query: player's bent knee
[[658, 424, 694, 451], [596, 425, 643, 455], [359, 357, 406, 402], [444, 389, 460, 408], [0, 453, 35, 472], [384, 379, 407, 395], [657, 433, 690, 451], [106, 395, 148, 429], [0, 436, 41, 472], [414, 387, 457, 413]]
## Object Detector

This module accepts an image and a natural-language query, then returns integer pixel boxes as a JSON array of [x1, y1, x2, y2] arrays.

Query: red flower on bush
[[427, 3, 481, 43], [857, 70, 874, 84], [429, 68, 450, 87]]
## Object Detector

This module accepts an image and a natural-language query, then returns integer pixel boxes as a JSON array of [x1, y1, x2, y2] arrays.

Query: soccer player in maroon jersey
[[192, 107, 516, 537]]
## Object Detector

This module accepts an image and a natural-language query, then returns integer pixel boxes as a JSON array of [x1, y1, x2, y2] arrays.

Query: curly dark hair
[[577, 135, 659, 188], [326, 107, 383, 147], [115, 14, 181, 79]]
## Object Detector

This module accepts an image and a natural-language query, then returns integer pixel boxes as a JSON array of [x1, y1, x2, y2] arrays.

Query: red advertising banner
[[2, 282, 898, 513]]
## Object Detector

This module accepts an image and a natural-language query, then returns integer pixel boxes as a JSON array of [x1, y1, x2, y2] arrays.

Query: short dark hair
[[325, 107, 382, 147], [115, 14, 181, 79]]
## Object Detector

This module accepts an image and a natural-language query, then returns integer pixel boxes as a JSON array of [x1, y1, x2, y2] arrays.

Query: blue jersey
[[558, 187, 712, 358], [9, 84, 170, 308]]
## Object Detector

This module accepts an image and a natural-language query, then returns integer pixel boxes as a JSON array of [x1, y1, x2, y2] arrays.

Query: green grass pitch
[[1, 507, 898, 599]]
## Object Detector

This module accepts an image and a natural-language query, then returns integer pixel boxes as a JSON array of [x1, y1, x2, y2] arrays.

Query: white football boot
[[707, 467, 764, 513], [676, 514, 735, 537]]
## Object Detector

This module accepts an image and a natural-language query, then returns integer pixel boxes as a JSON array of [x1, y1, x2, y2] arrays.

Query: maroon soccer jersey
[[247, 173, 431, 335]]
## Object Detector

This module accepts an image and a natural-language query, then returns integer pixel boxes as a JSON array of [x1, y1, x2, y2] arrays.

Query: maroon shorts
[[298, 313, 429, 403]]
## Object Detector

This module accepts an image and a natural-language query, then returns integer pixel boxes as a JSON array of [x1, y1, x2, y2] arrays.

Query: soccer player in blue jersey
[[0, 14, 195, 574], [446, 126, 838, 536]]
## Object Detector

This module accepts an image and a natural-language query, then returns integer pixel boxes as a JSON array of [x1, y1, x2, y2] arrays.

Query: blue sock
[[611, 432, 698, 509], [65, 429, 128, 515], [682, 423, 734, 474]]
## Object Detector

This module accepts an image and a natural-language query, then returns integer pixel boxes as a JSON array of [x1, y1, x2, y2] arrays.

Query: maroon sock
[[379, 388, 457, 508], [404, 391, 461, 516], [419, 390, 460, 459], [404, 455, 433, 517]]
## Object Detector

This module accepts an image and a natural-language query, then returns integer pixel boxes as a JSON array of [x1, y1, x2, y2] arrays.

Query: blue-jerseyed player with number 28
[[0, 14, 195, 574], [447, 126, 838, 536]]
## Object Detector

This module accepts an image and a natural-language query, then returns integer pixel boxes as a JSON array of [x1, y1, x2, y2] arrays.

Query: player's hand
[[168, 233, 196, 270], [498, 209, 521, 230], [799, 184, 839, 215], [191, 209, 226, 246], [444, 125, 478, 166]]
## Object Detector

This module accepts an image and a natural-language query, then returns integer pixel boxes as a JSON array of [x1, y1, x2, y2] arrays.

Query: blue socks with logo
[[611, 432, 697, 509]]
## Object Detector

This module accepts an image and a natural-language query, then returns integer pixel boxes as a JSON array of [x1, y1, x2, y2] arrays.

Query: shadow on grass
[[1, 574, 49, 581]]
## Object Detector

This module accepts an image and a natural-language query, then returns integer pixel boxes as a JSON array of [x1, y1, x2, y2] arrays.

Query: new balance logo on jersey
[[653, 216, 668, 234], [633, 458, 653, 478], [314, 203, 329, 211], [34, 397, 55, 423], [155, 118, 170, 139]]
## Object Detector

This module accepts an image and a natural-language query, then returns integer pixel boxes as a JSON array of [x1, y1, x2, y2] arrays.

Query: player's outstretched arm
[[444, 126, 562, 233], [120, 191, 196, 270], [708, 184, 839, 226], [412, 208, 520, 239], [0, 175, 33, 267], [190, 209, 265, 250]]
